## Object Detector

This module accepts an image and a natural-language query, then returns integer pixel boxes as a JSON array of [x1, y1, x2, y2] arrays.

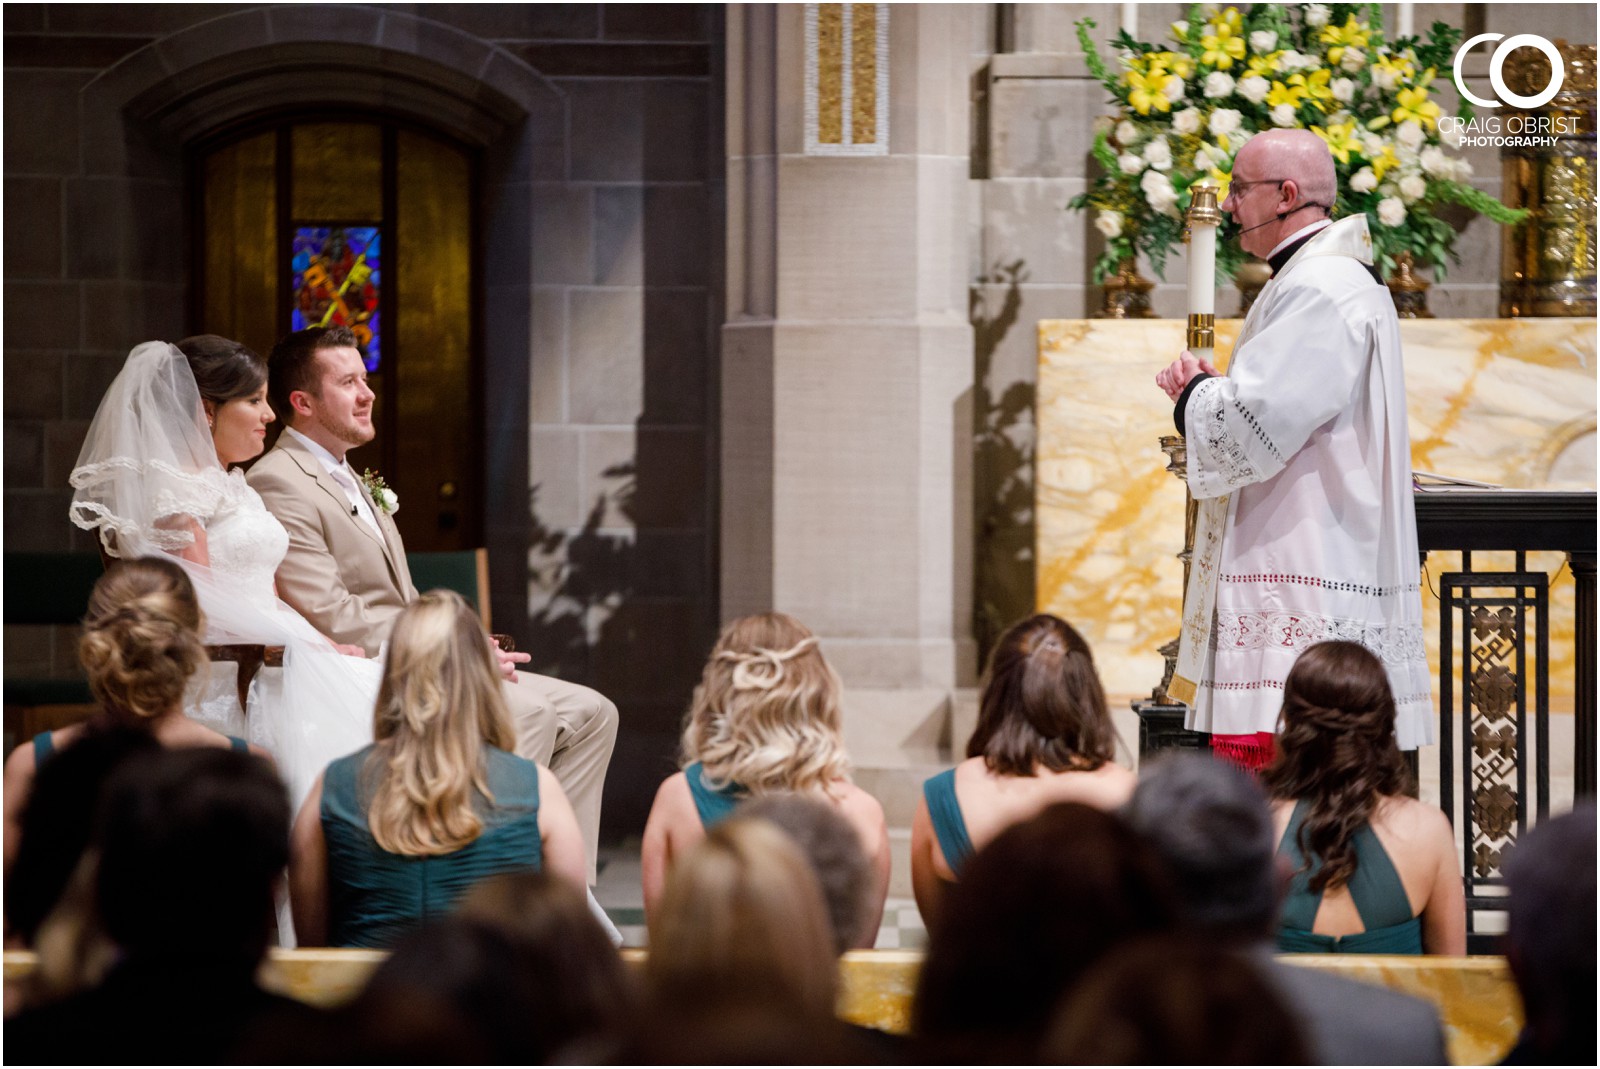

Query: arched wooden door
[[193, 118, 479, 552]]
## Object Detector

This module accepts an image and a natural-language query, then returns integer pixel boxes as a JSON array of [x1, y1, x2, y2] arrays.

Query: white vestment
[[1173, 216, 1433, 749]]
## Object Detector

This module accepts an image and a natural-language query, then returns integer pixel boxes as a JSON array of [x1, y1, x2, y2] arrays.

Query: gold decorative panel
[[805, 3, 888, 156], [200, 132, 277, 359], [1036, 319, 1596, 710], [290, 123, 382, 221]]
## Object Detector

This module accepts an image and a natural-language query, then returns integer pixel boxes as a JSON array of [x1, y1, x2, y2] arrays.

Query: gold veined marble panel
[[849, 3, 878, 144], [1037, 319, 1597, 710], [814, 4, 845, 145]]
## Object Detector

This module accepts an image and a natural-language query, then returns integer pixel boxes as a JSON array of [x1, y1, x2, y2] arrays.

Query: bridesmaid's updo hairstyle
[[78, 557, 207, 723], [968, 614, 1117, 776], [1262, 640, 1413, 894], [175, 334, 267, 407]]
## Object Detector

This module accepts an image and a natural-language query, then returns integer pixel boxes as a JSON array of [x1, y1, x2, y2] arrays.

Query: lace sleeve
[[70, 458, 229, 555]]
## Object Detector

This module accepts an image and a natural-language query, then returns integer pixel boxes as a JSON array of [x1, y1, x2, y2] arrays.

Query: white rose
[[1376, 196, 1407, 227], [1143, 137, 1173, 170], [1140, 169, 1173, 197], [1340, 47, 1366, 73], [1305, 4, 1331, 28], [1349, 167, 1378, 193], [1203, 71, 1235, 99], [1116, 119, 1140, 146], [1395, 120, 1424, 150], [1332, 77, 1356, 103], [1095, 210, 1124, 239], [1419, 145, 1450, 177], [1398, 173, 1427, 202], [1173, 107, 1203, 135], [378, 488, 399, 514], [1165, 75, 1187, 103], [1373, 66, 1400, 92], [1119, 153, 1147, 175], [1439, 121, 1462, 148], [1452, 157, 1474, 180], [1278, 50, 1310, 72], [1172, 20, 1189, 39], [1193, 143, 1217, 171], [1249, 30, 1278, 53], [1208, 108, 1243, 137], [1271, 103, 1298, 127], [1237, 75, 1271, 104]]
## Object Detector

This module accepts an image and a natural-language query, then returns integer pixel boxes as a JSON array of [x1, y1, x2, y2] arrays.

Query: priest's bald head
[[1222, 129, 1337, 259]]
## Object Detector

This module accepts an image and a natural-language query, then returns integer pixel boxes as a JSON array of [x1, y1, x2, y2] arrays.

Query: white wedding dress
[[183, 467, 379, 809], [68, 342, 379, 815]]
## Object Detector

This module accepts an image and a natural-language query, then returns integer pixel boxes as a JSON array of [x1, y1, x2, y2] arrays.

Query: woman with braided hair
[[287, 590, 586, 947], [3, 557, 268, 878], [640, 613, 889, 945], [911, 614, 1135, 930], [1263, 640, 1464, 954]]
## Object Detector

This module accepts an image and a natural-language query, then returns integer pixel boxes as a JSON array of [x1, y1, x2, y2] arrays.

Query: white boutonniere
[[359, 469, 399, 515]]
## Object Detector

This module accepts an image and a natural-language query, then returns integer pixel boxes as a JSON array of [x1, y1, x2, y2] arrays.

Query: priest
[[1155, 128, 1432, 769]]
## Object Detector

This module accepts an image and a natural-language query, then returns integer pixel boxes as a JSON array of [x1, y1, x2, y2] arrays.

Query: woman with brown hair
[[911, 614, 1134, 928], [4, 558, 268, 874], [639, 612, 888, 942], [1262, 640, 1465, 954], [288, 590, 586, 947]]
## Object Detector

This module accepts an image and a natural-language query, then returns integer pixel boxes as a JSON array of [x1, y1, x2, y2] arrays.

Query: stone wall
[[969, 3, 1599, 660], [2, 3, 724, 837]]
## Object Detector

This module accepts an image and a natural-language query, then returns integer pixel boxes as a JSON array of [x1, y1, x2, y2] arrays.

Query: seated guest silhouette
[[1263, 641, 1465, 954], [911, 614, 1135, 929], [4, 558, 269, 878], [6, 748, 321, 1063], [640, 612, 888, 941], [289, 590, 587, 947]]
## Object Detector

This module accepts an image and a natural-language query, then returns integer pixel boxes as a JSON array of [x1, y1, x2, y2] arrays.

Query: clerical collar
[[1266, 218, 1333, 276]]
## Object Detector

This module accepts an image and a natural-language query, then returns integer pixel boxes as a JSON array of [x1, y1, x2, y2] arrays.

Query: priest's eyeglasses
[[1225, 178, 1286, 196]]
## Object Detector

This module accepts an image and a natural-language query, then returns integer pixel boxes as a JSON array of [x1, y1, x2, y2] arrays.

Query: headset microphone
[[1237, 203, 1332, 235]]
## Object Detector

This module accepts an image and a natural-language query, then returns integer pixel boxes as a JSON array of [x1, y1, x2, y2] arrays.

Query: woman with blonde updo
[[640, 613, 888, 943], [911, 614, 1135, 930], [288, 590, 586, 947], [3, 558, 267, 871], [1263, 641, 1465, 954]]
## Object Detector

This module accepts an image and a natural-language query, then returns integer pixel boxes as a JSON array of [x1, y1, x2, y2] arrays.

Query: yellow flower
[[1266, 79, 1308, 110], [1212, 7, 1244, 36], [1293, 69, 1335, 113], [1372, 52, 1416, 87], [1246, 51, 1284, 79], [1125, 68, 1174, 115], [1391, 70, 1440, 125], [1200, 24, 1247, 69], [1312, 120, 1362, 164], [1145, 50, 1194, 80], [1207, 169, 1233, 201], [1369, 143, 1401, 182], [1319, 15, 1371, 67]]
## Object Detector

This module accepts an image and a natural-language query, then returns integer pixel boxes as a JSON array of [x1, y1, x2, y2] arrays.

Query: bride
[[69, 337, 380, 813]]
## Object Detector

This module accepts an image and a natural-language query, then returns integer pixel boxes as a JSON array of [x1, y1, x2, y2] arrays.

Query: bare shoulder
[[832, 779, 887, 824], [3, 739, 37, 781], [649, 771, 696, 820], [1374, 795, 1455, 846]]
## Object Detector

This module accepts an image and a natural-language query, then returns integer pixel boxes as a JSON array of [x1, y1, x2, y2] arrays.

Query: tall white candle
[[1185, 184, 1220, 364], [1121, 3, 1137, 37], [1397, 3, 1414, 38]]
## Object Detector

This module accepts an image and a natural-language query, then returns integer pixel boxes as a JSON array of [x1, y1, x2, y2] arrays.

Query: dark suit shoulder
[[1266, 959, 1448, 1065]]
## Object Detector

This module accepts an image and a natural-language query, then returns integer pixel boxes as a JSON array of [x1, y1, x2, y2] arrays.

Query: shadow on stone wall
[[972, 259, 1035, 665]]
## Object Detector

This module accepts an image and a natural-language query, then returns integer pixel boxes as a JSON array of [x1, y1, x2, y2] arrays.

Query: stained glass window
[[291, 226, 382, 371]]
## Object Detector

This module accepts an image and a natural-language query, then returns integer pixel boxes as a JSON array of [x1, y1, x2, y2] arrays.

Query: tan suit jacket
[[246, 432, 417, 655]]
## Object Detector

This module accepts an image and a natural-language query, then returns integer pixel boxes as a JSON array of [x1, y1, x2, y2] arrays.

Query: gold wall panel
[[850, 3, 878, 143], [394, 130, 473, 552], [1036, 319, 1596, 712], [291, 123, 382, 221], [814, 3, 845, 144], [201, 132, 277, 360]]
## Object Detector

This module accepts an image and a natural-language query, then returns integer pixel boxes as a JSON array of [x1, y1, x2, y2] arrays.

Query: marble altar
[[1036, 318, 1596, 710]]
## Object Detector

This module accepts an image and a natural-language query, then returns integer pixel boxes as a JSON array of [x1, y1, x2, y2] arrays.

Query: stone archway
[[73, 5, 570, 634]]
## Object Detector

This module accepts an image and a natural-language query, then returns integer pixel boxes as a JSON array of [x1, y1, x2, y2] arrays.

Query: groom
[[248, 326, 617, 882]]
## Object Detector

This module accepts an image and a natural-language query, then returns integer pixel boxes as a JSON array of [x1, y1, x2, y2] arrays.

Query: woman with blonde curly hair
[[640, 613, 888, 943], [288, 590, 586, 947], [1263, 641, 1464, 954], [4, 557, 267, 874]]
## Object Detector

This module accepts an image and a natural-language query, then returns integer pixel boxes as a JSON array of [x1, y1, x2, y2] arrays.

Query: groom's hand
[[495, 646, 532, 681]]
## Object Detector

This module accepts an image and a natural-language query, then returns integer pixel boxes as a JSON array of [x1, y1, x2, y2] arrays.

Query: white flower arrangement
[[359, 469, 399, 515], [1068, 5, 1526, 285]]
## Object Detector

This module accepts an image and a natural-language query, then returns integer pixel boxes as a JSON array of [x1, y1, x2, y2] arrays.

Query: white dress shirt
[[282, 426, 383, 539]]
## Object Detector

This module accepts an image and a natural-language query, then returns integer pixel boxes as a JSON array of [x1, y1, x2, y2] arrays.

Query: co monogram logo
[[1453, 33, 1565, 109]]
